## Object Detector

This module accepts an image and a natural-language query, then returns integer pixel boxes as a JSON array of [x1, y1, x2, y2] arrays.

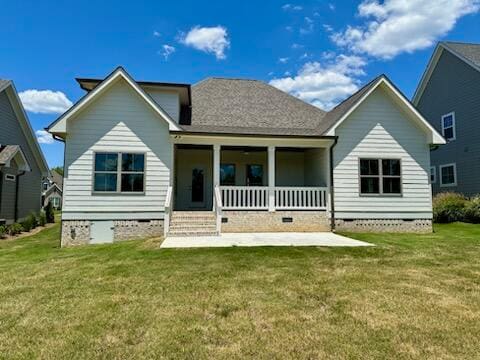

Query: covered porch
[[173, 143, 331, 212]]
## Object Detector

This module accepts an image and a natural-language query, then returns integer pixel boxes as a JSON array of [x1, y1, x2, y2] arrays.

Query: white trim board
[[324, 77, 445, 145], [47, 67, 181, 135]]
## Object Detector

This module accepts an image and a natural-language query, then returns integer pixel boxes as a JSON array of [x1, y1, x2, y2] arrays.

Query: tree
[[51, 166, 63, 176]]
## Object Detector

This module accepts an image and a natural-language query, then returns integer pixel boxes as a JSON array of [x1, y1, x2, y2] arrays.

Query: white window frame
[[5, 174, 16, 182], [430, 166, 436, 184], [441, 112, 456, 141], [439, 163, 457, 187]]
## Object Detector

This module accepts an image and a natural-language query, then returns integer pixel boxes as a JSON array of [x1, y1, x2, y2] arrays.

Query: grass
[[0, 223, 479, 359]]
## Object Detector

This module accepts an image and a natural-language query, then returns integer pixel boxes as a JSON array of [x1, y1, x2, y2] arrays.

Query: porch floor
[[160, 232, 373, 248]]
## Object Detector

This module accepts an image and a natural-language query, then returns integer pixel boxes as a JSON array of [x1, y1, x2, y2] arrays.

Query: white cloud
[[19, 89, 73, 114], [332, 0, 480, 59], [328, 3, 336, 11], [269, 54, 367, 110], [282, 4, 303, 11], [278, 57, 289, 63], [180, 26, 230, 59], [300, 16, 315, 34], [291, 43, 303, 49], [35, 130, 54, 144], [153, 31, 161, 37], [159, 44, 175, 60]]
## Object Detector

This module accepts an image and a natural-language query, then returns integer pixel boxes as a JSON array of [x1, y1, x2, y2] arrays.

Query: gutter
[[329, 137, 338, 231], [14, 171, 26, 222]]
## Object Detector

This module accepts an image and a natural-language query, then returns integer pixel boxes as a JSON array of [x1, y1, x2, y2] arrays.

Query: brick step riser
[[167, 232, 219, 237]]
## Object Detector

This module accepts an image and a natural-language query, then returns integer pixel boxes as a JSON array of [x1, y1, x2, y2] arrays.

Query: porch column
[[213, 144, 221, 188], [268, 146, 275, 212]]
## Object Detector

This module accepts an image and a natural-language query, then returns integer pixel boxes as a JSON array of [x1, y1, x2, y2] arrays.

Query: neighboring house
[[47, 67, 444, 246], [413, 41, 480, 196], [42, 170, 63, 209], [0, 80, 50, 224]]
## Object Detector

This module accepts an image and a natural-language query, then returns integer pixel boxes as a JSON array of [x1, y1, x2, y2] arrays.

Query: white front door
[[90, 221, 114, 244]]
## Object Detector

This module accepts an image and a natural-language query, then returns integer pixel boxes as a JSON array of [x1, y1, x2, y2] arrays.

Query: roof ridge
[[326, 74, 385, 114], [441, 40, 480, 46]]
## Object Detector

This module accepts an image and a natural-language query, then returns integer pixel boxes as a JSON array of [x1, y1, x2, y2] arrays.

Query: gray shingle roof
[[316, 75, 384, 134], [0, 145, 21, 165], [180, 76, 385, 137], [443, 41, 480, 69], [0, 79, 10, 91], [184, 78, 327, 136]]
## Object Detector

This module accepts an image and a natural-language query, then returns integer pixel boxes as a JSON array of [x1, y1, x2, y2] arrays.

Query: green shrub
[[45, 202, 55, 223], [38, 210, 47, 227], [465, 195, 480, 223], [7, 223, 24, 236], [433, 192, 467, 223], [0, 225, 6, 239], [21, 212, 39, 232]]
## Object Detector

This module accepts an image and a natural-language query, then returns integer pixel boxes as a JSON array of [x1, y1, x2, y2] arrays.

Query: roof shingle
[[443, 41, 480, 69]]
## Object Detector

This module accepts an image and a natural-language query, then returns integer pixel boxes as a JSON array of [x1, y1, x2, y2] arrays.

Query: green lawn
[[1, 224, 479, 359]]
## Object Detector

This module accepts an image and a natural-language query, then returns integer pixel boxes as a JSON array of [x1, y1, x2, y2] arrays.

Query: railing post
[[268, 146, 275, 212]]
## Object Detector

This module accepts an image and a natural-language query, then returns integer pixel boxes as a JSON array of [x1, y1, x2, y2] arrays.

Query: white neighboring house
[[47, 67, 445, 246]]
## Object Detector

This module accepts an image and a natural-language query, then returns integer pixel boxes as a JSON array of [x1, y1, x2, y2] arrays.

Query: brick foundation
[[61, 219, 164, 247], [221, 211, 330, 232], [61, 220, 91, 247], [334, 219, 432, 233], [113, 220, 164, 241]]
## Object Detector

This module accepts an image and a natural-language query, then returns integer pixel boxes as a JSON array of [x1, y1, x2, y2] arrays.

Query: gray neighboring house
[[0, 80, 50, 224], [413, 41, 480, 196], [48, 67, 444, 246], [42, 170, 63, 209]]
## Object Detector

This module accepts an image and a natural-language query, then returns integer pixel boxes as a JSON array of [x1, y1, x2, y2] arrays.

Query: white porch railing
[[219, 186, 328, 210], [164, 186, 173, 237], [214, 186, 223, 233], [220, 186, 269, 210], [275, 187, 328, 210]]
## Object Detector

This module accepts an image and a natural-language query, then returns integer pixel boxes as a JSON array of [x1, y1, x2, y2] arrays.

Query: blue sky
[[1, 0, 479, 167]]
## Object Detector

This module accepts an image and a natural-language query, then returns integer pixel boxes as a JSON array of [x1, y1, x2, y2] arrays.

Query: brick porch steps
[[168, 211, 219, 237]]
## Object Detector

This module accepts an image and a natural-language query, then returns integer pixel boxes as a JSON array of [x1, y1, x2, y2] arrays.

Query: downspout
[[14, 171, 26, 222], [329, 137, 338, 231]]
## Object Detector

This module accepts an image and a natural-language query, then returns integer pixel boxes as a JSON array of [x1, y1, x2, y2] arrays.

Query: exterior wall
[[221, 210, 330, 232], [62, 78, 173, 221], [43, 187, 62, 209], [145, 89, 180, 122], [335, 219, 432, 233], [275, 150, 304, 186], [0, 167, 17, 223], [416, 50, 480, 196], [175, 148, 213, 210], [0, 91, 43, 222], [333, 86, 433, 221], [304, 148, 327, 186], [221, 149, 268, 185], [61, 219, 164, 246]]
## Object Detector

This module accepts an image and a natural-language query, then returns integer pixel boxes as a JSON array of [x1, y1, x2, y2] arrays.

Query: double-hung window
[[93, 152, 145, 193], [359, 158, 402, 195], [439, 163, 457, 187], [430, 166, 436, 184], [441, 112, 456, 141]]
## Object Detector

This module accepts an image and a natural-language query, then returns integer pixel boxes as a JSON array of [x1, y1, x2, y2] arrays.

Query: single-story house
[[0, 79, 50, 225], [47, 67, 445, 246]]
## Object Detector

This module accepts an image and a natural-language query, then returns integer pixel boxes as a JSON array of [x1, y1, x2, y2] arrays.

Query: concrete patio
[[160, 232, 373, 248]]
